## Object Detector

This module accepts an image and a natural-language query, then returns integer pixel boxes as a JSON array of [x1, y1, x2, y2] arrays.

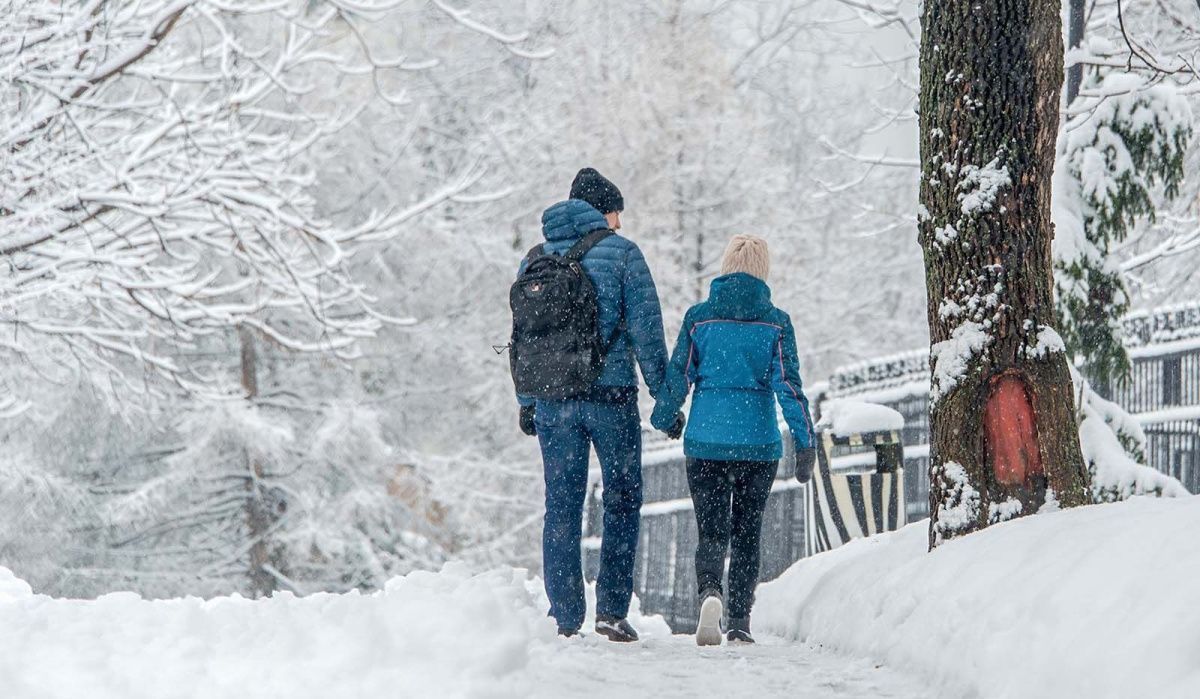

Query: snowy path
[[506, 632, 927, 698]]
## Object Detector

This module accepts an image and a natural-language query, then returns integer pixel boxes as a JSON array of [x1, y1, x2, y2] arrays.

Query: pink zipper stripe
[[690, 319, 783, 332], [684, 340, 695, 384], [777, 338, 802, 401]]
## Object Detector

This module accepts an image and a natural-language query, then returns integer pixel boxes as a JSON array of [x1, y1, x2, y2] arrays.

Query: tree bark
[[1066, 0, 1086, 104], [918, 0, 1091, 549], [240, 325, 275, 598]]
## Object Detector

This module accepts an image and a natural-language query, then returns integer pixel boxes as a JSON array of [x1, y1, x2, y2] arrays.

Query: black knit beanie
[[569, 168, 624, 215]]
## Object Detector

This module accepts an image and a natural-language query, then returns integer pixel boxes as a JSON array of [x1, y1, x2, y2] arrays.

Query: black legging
[[685, 458, 778, 619]]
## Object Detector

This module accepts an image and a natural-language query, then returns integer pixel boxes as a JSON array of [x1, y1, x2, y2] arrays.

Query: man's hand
[[519, 405, 537, 437], [794, 447, 817, 484], [665, 412, 686, 440]]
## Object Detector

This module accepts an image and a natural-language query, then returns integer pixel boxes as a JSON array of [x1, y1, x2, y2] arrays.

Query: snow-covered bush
[[1070, 369, 1189, 502], [0, 390, 455, 599], [101, 399, 452, 598]]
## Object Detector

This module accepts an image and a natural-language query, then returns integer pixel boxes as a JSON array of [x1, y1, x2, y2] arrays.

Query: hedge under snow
[[755, 496, 1200, 699]]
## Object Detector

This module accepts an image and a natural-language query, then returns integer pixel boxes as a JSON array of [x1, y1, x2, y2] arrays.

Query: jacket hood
[[541, 199, 610, 242], [707, 273, 773, 321]]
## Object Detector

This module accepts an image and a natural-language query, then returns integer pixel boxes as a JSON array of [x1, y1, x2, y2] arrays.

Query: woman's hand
[[794, 447, 816, 483]]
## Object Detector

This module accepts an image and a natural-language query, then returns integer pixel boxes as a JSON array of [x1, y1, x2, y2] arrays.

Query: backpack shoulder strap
[[563, 229, 614, 263], [523, 244, 545, 265]]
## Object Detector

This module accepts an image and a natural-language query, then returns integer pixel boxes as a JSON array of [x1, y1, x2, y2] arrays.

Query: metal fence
[[581, 302, 1200, 631]]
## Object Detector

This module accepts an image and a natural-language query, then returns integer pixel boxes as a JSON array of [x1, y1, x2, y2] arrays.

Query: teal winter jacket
[[651, 273, 814, 461]]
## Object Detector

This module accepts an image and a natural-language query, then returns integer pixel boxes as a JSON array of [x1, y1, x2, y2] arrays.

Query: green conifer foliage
[[1055, 73, 1192, 390]]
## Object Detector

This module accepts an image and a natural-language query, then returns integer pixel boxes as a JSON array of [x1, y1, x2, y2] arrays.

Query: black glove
[[519, 405, 537, 437], [665, 412, 686, 440], [794, 447, 817, 484]]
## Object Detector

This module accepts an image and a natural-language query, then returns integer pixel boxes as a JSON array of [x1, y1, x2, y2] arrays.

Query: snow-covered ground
[[3, 497, 1196, 698], [757, 495, 1200, 699], [0, 562, 923, 699]]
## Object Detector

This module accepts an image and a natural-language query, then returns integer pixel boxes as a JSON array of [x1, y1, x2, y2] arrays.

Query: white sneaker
[[696, 593, 724, 646]]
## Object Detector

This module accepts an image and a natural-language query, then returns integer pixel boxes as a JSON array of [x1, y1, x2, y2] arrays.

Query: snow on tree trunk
[[918, 0, 1091, 548]]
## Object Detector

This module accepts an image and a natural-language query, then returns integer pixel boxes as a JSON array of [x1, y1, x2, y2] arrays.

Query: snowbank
[[816, 399, 905, 436], [756, 496, 1200, 698], [0, 565, 546, 698], [0, 563, 671, 698], [0, 567, 33, 601]]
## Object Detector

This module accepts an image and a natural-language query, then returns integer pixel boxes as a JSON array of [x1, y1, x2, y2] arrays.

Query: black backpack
[[509, 229, 620, 400]]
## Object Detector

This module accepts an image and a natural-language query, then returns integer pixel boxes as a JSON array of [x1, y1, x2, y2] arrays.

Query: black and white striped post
[[807, 424, 907, 555]]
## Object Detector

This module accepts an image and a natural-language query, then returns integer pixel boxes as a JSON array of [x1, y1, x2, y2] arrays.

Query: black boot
[[726, 617, 754, 644], [595, 615, 639, 643]]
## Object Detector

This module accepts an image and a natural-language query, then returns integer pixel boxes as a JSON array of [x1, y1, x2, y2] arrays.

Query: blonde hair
[[719, 234, 770, 282]]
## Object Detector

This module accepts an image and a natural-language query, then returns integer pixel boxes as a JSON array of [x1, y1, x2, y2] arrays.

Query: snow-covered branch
[[429, 0, 555, 60], [0, 0, 514, 398]]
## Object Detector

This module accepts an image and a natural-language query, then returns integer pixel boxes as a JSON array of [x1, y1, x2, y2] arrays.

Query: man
[[516, 168, 678, 641]]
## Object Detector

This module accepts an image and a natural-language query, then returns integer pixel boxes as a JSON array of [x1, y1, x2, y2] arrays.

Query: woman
[[651, 234, 816, 646]]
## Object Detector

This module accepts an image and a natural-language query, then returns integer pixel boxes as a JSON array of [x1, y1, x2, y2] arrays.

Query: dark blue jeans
[[686, 458, 778, 619], [535, 396, 642, 631]]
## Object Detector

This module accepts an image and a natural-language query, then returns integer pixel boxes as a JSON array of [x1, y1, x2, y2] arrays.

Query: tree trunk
[[240, 325, 276, 598], [918, 0, 1091, 549], [1066, 0, 1086, 104]]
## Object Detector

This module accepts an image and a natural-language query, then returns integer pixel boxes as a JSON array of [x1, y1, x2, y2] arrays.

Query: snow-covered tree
[[919, 0, 1091, 547], [1048, 3, 1198, 505], [1055, 2, 1195, 391], [820, 1, 1200, 375], [0, 0, 550, 596], [0, 0, 530, 402], [825, 0, 1198, 510]]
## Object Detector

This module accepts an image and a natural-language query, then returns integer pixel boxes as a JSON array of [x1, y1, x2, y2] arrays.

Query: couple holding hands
[[511, 168, 815, 646]]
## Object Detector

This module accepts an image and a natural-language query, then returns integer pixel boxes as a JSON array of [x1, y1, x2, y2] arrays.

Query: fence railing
[[832, 358, 1200, 501], [582, 301, 1200, 631]]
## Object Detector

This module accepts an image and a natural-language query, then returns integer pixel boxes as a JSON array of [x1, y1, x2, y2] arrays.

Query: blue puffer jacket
[[651, 273, 814, 461], [516, 199, 668, 405]]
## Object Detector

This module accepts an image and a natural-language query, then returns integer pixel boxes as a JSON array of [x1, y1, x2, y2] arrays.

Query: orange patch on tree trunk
[[984, 373, 1044, 486]]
